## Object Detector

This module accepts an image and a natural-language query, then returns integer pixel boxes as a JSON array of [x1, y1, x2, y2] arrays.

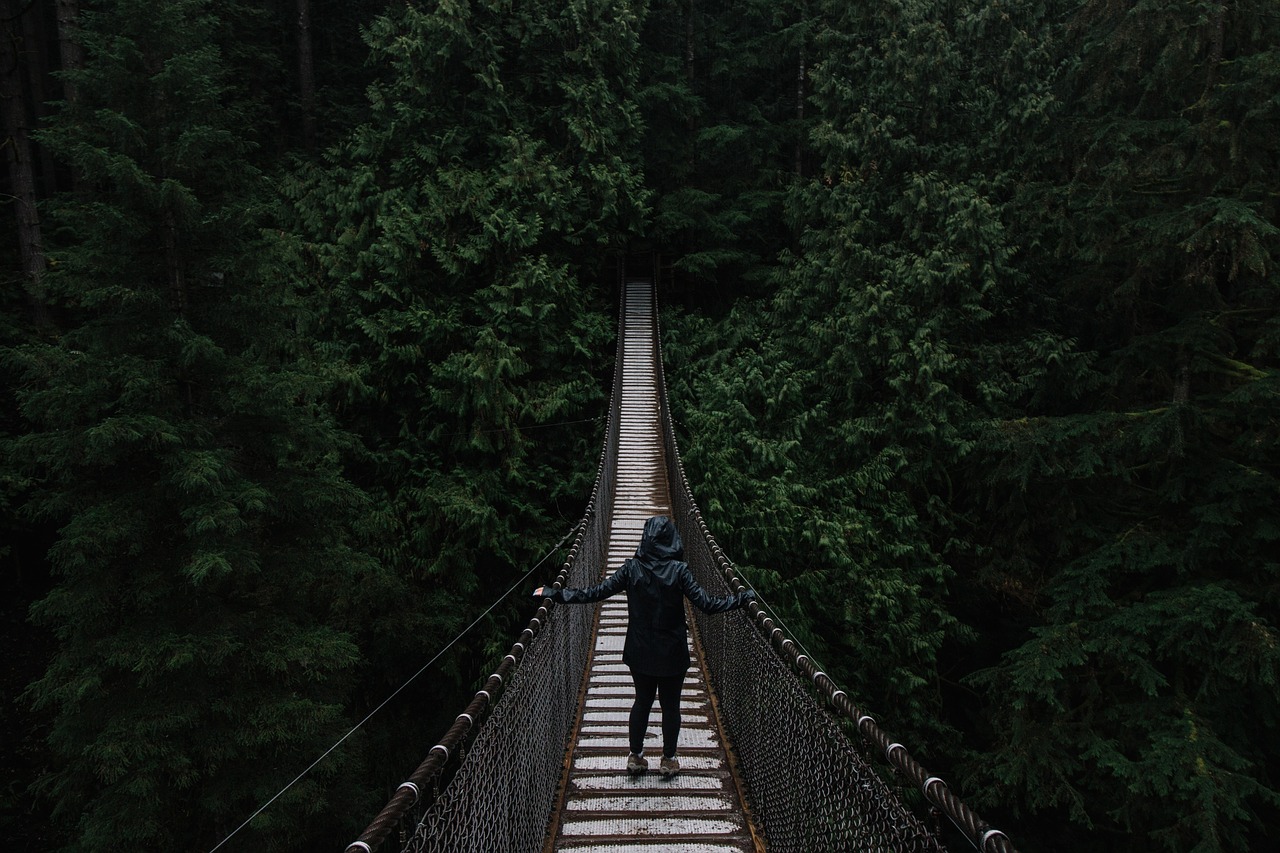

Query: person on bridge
[[533, 515, 755, 778]]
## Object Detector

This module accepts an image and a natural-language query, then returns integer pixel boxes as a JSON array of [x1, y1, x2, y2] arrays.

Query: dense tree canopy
[[664, 1, 1279, 851], [4, 1, 389, 848], [1, 1, 1276, 852]]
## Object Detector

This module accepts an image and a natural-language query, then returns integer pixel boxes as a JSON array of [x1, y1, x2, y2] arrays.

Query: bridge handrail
[[650, 278, 1017, 853], [342, 262, 628, 853]]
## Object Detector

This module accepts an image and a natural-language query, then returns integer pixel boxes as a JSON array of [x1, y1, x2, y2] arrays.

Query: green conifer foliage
[[638, 0, 806, 294], [4, 2, 386, 849], [285, 0, 648, 687], [668, 0, 1071, 750], [968, 2, 1280, 849]]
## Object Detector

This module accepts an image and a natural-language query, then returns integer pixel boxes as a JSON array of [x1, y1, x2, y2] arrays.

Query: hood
[[634, 515, 683, 566]]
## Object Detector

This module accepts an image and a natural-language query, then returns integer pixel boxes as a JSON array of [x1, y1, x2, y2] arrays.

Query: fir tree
[[4, 2, 389, 848], [638, 0, 806, 297], [968, 2, 1280, 849], [282, 0, 650, 759], [668, 0, 1080, 759]]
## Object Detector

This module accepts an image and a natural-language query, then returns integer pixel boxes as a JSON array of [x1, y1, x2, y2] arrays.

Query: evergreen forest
[[1, 2, 1276, 852]]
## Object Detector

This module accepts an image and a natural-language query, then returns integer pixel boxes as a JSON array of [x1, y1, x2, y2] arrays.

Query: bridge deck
[[547, 281, 756, 852]]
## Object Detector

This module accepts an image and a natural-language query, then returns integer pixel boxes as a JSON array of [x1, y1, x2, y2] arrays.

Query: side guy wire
[[208, 524, 578, 853]]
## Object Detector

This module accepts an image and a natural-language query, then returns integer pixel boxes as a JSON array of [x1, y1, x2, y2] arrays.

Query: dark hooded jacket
[[547, 516, 753, 677]]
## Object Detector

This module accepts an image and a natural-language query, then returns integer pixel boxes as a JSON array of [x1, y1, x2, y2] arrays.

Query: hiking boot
[[626, 753, 649, 775], [659, 756, 680, 778]]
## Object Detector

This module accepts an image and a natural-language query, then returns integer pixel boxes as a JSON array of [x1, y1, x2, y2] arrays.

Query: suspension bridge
[[342, 269, 1016, 853]]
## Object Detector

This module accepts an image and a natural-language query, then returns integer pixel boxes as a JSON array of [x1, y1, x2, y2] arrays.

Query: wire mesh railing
[[342, 448, 609, 853]]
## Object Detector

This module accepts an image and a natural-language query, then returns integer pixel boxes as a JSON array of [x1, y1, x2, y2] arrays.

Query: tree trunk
[[1201, 3, 1226, 103], [54, 0, 82, 105], [795, 39, 805, 178], [163, 207, 187, 318], [684, 0, 694, 83], [18, 0, 56, 196], [296, 0, 316, 149], [2, 0, 49, 326], [684, 0, 695, 172]]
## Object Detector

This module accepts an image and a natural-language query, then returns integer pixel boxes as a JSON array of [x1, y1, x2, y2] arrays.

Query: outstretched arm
[[677, 564, 756, 614], [533, 562, 631, 604]]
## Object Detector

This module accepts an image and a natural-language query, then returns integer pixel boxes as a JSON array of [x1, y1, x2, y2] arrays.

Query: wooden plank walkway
[[548, 281, 757, 852]]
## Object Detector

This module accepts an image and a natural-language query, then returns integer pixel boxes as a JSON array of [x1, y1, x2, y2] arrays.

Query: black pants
[[629, 670, 685, 758]]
